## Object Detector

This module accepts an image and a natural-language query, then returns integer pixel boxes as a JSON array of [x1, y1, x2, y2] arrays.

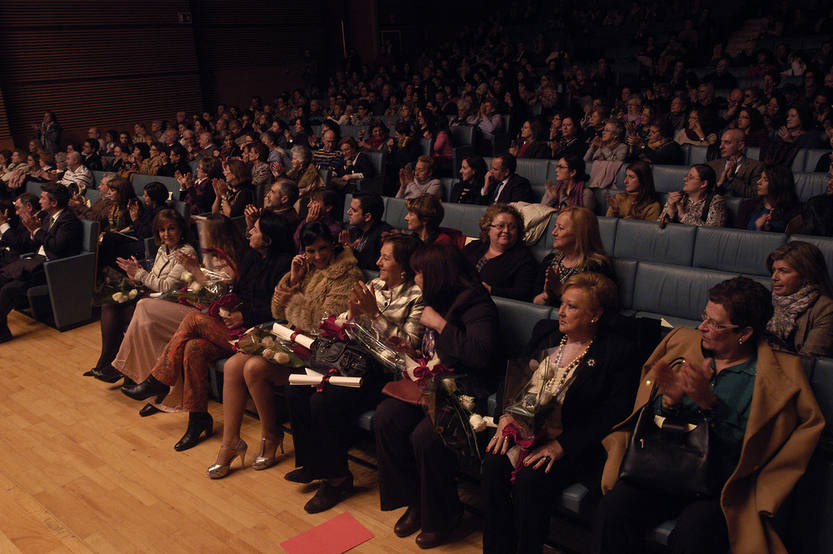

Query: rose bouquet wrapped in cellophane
[[159, 268, 232, 309], [233, 325, 307, 368], [93, 278, 143, 306]]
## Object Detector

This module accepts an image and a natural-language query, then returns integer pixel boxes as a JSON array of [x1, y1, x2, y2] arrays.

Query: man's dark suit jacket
[[34, 209, 84, 260], [480, 174, 535, 205], [343, 152, 375, 179]]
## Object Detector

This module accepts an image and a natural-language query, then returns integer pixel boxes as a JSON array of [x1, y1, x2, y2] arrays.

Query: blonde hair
[[562, 272, 618, 316], [558, 206, 609, 267]]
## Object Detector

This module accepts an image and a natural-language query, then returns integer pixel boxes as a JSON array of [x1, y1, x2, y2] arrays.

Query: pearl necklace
[[544, 335, 593, 396]]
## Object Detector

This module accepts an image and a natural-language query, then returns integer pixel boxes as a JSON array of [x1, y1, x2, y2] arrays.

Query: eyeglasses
[[556, 164, 569, 169], [489, 224, 518, 231], [700, 311, 739, 331]]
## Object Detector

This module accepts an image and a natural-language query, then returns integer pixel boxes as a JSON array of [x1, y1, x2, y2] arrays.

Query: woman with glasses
[[462, 204, 537, 301], [543, 156, 593, 211], [593, 277, 823, 554]]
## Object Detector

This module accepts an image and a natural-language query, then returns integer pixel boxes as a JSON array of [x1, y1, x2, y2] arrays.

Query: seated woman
[[420, 112, 452, 174], [206, 221, 362, 477], [605, 160, 661, 221], [735, 107, 769, 150], [123, 211, 295, 450], [98, 181, 169, 271], [766, 241, 833, 357], [534, 207, 614, 306], [584, 120, 627, 162], [659, 164, 726, 227], [212, 159, 254, 219], [449, 156, 487, 204], [735, 164, 801, 232], [674, 108, 718, 147], [177, 157, 219, 216], [404, 194, 462, 247], [292, 188, 342, 251], [510, 119, 551, 159], [593, 277, 824, 554], [287, 144, 326, 207], [88, 209, 195, 382], [463, 204, 537, 301], [105, 177, 138, 234], [550, 114, 587, 159], [395, 155, 442, 199], [110, 215, 245, 388], [374, 244, 501, 549], [543, 156, 593, 211], [637, 119, 684, 165], [285, 234, 425, 512], [483, 273, 640, 553]]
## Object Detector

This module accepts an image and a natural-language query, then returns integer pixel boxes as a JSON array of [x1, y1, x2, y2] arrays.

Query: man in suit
[[330, 136, 375, 194], [0, 183, 82, 342], [707, 129, 764, 198], [480, 153, 534, 204]]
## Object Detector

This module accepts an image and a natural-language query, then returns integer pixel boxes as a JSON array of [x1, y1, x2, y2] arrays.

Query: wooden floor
[[0, 311, 486, 553]]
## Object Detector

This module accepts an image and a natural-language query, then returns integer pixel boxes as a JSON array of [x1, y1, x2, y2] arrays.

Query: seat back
[[651, 165, 688, 193], [687, 145, 709, 165], [804, 149, 829, 172], [441, 203, 487, 238], [613, 219, 697, 266], [795, 172, 828, 202], [384, 197, 408, 229], [632, 263, 736, 322], [81, 218, 98, 252], [597, 216, 618, 255], [516, 158, 549, 187], [692, 226, 785, 275], [613, 258, 638, 310], [494, 296, 554, 358], [450, 125, 476, 146]]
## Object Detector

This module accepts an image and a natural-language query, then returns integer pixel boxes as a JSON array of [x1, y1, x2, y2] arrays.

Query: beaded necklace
[[544, 335, 593, 397]]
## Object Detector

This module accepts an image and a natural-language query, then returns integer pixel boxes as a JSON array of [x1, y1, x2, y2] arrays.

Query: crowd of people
[[0, 2, 832, 551]]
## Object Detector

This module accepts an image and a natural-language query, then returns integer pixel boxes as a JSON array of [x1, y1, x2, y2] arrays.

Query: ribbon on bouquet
[[319, 314, 349, 341], [502, 422, 541, 482], [411, 358, 453, 384]]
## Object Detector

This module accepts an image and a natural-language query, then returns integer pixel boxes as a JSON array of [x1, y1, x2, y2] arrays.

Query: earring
[[738, 338, 744, 344], [400, 271, 407, 280]]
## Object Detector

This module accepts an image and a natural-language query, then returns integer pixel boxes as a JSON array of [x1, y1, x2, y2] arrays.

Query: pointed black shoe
[[121, 375, 169, 401], [91, 365, 124, 383], [139, 403, 161, 417], [174, 412, 214, 451]]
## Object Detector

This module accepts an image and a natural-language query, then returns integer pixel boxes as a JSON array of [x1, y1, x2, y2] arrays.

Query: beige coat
[[600, 327, 824, 554], [793, 294, 833, 357], [271, 246, 363, 331]]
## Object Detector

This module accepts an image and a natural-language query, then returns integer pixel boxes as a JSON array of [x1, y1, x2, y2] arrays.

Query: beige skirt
[[112, 297, 196, 384]]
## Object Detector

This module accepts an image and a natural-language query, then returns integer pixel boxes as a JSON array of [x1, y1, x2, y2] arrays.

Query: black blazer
[[343, 152, 375, 179], [33, 209, 83, 260], [435, 286, 503, 400], [462, 240, 538, 301], [0, 221, 34, 257], [481, 174, 535, 205], [351, 220, 393, 270], [236, 248, 292, 327], [504, 320, 641, 464]]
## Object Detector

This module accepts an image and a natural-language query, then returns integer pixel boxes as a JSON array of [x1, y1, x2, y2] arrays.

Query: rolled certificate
[[272, 323, 315, 350], [289, 374, 362, 388]]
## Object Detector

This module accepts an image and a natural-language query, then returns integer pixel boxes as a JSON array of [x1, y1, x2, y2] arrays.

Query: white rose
[[127, 289, 138, 300], [218, 308, 231, 318], [274, 352, 290, 364], [262, 348, 275, 360], [469, 413, 486, 432], [459, 395, 475, 412], [441, 378, 457, 394], [260, 336, 276, 348], [188, 282, 203, 292], [181, 271, 193, 283], [112, 292, 127, 303]]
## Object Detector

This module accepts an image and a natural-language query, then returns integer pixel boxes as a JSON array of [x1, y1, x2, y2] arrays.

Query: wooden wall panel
[[0, 0, 201, 147]]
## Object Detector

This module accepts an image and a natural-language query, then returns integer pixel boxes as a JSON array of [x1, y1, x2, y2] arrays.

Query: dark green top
[[655, 354, 757, 490]]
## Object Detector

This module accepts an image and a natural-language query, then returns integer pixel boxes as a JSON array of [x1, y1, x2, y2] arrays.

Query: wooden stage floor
[[0, 311, 486, 553]]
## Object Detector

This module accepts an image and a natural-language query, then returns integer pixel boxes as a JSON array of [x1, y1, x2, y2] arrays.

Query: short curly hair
[[477, 203, 524, 243], [708, 277, 772, 340]]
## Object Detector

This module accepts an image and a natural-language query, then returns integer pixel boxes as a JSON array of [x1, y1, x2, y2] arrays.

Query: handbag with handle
[[618, 370, 713, 497], [308, 336, 379, 378]]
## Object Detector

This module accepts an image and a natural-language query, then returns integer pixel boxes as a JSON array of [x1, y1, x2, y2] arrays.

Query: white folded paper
[[289, 368, 362, 388], [272, 323, 315, 350]]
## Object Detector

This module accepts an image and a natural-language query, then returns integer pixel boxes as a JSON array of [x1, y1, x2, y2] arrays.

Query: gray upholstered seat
[[613, 220, 696, 266], [692, 226, 785, 275], [652, 165, 688, 193]]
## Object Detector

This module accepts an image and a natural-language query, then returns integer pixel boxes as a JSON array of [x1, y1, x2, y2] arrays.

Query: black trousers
[[592, 480, 729, 554], [373, 397, 461, 533], [286, 374, 385, 480], [0, 259, 46, 328], [97, 302, 136, 369], [481, 452, 595, 554]]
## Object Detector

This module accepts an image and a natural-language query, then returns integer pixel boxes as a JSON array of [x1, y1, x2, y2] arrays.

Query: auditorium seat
[[652, 165, 688, 193], [441, 202, 487, 238], [693, 226, 785, 275], [597, 216, 618, 254], [803, 149, 829, 172], [516, 158, 549, 188], [686, 144, 709, 165], [613, 219, 696, 266], [631, 263, 736, 327], [795, 172, 828, 202], [613, 258, 638, 312]]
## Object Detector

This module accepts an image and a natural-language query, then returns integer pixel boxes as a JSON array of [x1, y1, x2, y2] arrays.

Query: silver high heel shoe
[[206, 439, 248, 479], [252, 432, 285, 471]]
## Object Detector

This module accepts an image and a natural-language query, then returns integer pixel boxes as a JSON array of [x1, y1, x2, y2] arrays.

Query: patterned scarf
[[767, 285, 819, 341]]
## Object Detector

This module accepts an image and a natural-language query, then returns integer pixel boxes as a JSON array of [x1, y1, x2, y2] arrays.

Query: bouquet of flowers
[[234, 325, 307, 368], [160, 268, 232, 310], [93, 278, 142, 306]]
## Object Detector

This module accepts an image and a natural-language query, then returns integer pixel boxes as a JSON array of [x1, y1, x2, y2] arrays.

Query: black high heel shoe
[[174, 412, 214, 451], [121, 375, 169, 401]]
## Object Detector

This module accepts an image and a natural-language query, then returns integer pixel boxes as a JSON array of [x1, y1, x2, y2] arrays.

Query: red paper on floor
[[280, 512, 374, 554]]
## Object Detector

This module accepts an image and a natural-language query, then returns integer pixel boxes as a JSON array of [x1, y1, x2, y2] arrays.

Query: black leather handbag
[[619, 396, 712, 498], [308, 336, 379, 378]]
